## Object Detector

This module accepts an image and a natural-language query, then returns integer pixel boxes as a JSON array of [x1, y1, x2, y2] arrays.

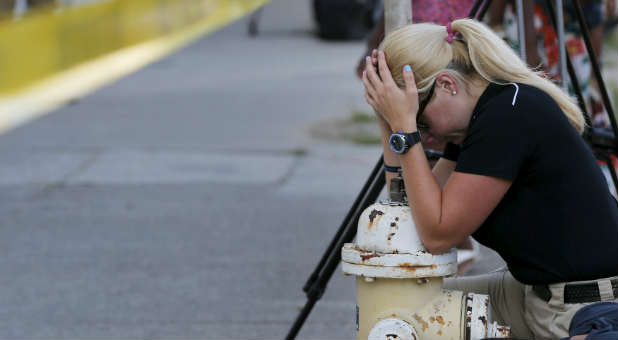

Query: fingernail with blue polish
[[404, 65, 411, 72]]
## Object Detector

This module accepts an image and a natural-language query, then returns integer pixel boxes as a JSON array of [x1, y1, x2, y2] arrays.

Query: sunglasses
[[416, 81, 435, 131]]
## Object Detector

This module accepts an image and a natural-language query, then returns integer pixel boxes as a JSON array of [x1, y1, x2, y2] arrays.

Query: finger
[[402, 64, 418, 95], [371, 49, 378, 66], [365, 56, 383, 90], [377, 50, 395, 84], [356, 59, 364, 79], [364, 88, 376, 105], [362, 69, 378, 99], [365, 92, 376, 108], [365, 55, 377, 74], [357, 51, 372, 79]]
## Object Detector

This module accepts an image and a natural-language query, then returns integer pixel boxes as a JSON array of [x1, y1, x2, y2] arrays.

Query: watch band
[[403, 131, 422, 147]]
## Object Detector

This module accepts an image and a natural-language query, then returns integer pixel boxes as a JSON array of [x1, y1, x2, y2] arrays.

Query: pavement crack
[[36, 151, 101, 197], [276, 148, 307, 187]]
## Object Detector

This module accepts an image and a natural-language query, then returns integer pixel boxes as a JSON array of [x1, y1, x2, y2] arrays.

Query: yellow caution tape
[[0, 0, 269, 95]]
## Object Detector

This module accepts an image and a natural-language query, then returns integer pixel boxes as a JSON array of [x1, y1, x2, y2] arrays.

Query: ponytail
[[451, 19, 585, 133]]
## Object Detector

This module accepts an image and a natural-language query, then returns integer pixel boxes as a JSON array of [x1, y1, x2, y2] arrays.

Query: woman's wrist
[[377, 116, 392, 134], [391, 117, 417, 133], [391, 120, 417, 133]]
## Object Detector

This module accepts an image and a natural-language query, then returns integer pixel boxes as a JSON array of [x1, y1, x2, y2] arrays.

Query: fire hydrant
[[342, 178, 510, 339]]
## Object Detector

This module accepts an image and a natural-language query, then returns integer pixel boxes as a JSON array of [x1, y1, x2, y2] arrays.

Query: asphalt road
[[0, 0, 504, 338]]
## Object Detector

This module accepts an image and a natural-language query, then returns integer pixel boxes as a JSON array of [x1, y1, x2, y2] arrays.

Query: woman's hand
[[362, 50, 392, 135], [362, 50, 419, 133]]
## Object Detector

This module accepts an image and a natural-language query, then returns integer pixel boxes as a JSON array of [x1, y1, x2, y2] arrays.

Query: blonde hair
[[379, 19, 585, 133]]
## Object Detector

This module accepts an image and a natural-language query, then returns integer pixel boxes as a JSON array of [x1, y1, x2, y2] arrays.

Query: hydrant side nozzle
[[367, 318, 418, 340]]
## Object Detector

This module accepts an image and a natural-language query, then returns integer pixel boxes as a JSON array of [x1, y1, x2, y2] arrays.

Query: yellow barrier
[[0, 0, 269, 95]]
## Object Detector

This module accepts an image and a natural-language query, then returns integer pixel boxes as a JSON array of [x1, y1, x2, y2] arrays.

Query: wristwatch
[[389, 131, 421, 154]]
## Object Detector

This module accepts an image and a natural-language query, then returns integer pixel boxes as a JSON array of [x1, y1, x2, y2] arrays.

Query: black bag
[[313, 0, 381, 40]]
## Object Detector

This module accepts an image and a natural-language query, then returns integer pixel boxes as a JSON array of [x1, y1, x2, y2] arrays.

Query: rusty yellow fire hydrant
[[342, 178, 510, 339]]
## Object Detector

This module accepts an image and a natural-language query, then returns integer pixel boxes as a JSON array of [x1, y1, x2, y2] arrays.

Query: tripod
[[285, 0, 618, 338]]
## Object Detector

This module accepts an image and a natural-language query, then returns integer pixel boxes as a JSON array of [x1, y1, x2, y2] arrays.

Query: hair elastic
[[445, 22, 456, 44], [383, 164, 402, 173]]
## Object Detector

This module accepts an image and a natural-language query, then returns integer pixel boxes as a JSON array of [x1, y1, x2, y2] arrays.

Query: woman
[[355, 0, 482, 276], [361, 19, 617, 339]]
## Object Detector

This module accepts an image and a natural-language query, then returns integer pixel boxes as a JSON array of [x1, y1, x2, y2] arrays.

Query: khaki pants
[[444, 268, 617, 339]]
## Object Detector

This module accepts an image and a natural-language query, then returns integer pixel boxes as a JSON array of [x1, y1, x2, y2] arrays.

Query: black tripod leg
[[476, 0, 493, 20], [286, 168, 386, 340], [609, 158, 618, 199], [545, 0, 590, 124], [468, 0, 485, 18], [302, 156, 384, 293], [286, 297, 319, 340], [571, 0, 618, 147], [601, 152, 618, 199]]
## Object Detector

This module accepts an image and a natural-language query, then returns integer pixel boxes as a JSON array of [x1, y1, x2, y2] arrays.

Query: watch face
[[390, 134, 406, 153]]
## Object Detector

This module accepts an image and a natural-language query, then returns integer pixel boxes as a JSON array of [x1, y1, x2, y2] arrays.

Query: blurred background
[[0, 0, 615, 338]]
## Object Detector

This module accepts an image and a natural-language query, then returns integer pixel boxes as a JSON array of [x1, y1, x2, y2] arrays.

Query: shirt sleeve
[[455, 99, 533, 181]]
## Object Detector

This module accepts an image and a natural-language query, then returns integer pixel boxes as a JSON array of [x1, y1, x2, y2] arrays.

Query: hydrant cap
[[357, 203, 425, 254], [341, 201, 457, 278]]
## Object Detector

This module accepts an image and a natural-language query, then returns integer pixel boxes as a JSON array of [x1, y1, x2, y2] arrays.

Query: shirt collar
[[469, 82, 507, 125]]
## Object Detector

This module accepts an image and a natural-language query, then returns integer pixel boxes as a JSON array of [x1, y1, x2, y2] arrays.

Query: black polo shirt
[[455, 82, 618, 285]]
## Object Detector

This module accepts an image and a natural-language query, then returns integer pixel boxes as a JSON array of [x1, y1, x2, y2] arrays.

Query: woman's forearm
[[399, 142, 449, 253], [377, 115, 401, 191]]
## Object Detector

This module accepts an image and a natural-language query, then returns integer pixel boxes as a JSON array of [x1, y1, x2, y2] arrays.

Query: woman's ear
[[435, 73, 459, 96]]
